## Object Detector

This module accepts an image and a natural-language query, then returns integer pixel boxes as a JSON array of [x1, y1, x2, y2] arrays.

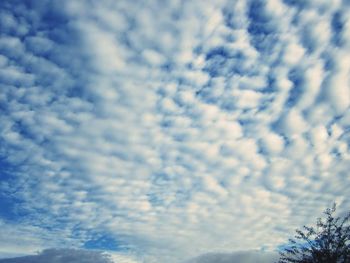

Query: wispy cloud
[[0, 0, 349, 262]]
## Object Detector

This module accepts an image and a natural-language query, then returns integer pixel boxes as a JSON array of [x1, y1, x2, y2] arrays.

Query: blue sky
[[0, 0, 349, 262]]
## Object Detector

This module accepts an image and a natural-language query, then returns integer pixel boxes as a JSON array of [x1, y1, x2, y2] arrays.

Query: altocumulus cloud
[[0, 0, 350, 262]]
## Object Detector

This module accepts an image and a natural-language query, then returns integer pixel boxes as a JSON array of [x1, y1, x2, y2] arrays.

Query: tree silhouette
[[278, 203, 350, 263]]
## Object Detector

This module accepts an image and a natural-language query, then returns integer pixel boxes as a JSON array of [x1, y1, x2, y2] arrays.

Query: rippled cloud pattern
[[0, 0, 349, 262]]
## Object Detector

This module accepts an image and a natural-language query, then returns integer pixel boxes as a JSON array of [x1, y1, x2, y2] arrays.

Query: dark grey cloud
[[0, 249, 113, 263], [186, 251, 279, 263]]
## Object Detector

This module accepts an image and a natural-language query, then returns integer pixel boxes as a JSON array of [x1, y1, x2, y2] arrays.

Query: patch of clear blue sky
[[83, 234, 132, 252]]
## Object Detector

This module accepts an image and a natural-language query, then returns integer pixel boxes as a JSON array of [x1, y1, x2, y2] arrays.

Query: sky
[[0, 0, 349, 262]]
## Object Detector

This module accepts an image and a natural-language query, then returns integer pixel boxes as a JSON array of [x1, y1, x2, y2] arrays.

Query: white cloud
[[77, 22, 126, 73], [278, 109, 308, 136], [324, 72, 350, 114], [282, 41, 305, 65], [260, 130, 285, 155], [142, 49, 166, 67]]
